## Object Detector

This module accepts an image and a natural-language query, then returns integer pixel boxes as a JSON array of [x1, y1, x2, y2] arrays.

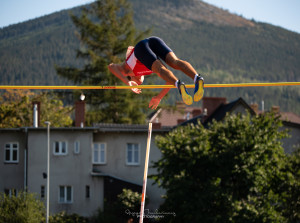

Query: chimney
[[177, 119, 186, 125], [202, 97, 227, 117], [32, 101, 40, 127], [75, 101, 85, 127], [152, 123, 161, 129], [176, 101, 186, 111], [250, 103, 259, 114], [271, 106, 280, 113]]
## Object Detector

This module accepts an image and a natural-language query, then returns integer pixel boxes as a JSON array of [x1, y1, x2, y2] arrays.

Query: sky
[[204, 0, 300, 33], [0, 0, 92, 27], [0, 0, 299, 34]]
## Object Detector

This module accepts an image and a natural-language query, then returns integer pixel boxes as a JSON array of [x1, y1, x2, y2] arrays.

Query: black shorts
[[134, 36, 173, 70]]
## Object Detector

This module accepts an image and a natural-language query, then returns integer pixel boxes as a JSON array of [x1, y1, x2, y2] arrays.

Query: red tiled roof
[[279, 112, 300, 124], [152, 98, 300, 127], [152, 102, 202, 127]]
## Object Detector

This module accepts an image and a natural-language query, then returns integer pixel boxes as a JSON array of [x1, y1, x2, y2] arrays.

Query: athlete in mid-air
[[108, 36, 204, 110]]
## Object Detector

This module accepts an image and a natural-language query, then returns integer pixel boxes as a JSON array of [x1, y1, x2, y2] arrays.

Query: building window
[[53, 141, 67, 155], [4, 143, 19, 163], [59, 186, 72, 203], [126, 143, 140, 165], [74, 141, 80, 154], [41, 186, 45, 198], [93, 143, 106, 164], [4, 188, 17, 197], [85, 185, 90, 198]]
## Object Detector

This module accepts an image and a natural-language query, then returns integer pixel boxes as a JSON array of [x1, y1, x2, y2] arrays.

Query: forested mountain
[[0, 0, 299, 113]]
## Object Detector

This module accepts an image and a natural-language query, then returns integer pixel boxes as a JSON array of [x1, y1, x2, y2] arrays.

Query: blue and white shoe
[[177, 80, 193, 105], [194, 75, 204, 102]]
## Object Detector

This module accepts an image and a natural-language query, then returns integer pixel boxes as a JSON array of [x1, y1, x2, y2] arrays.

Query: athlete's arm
[[108, 63, 130, 85], [149, 86, 171, 110], [130, 75, 144, 85], [108, 63, 142, 94]]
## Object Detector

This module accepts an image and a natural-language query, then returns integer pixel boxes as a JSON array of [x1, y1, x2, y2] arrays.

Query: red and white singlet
[[125, 46, 153, 76]]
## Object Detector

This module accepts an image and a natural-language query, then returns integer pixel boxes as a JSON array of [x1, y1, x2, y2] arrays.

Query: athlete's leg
[[165, 52, 204, 102], [151, 60, 193, 105], [135, 37, 194, 105], [135, 38, 178, 85], [151, 60, 177, 84], [165, 52, 198, 79], [134, 38, 157, 70], [146, 36, 197, 79]]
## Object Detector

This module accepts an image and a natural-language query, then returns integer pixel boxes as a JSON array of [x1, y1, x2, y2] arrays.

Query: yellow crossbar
[[0, 82, 299, 90]]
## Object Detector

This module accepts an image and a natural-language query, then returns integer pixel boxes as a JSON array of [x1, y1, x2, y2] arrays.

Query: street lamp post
[[45, 121, 51, 223]]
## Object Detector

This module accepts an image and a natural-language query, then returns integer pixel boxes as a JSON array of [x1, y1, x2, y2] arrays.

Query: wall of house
[[0, 128, 166, 216], [93, 131, 165, 211], [232, 104, 251, 115], [27, 129, 103, 217], [281, 124, 300, 154], [0, 130, 25, 193]]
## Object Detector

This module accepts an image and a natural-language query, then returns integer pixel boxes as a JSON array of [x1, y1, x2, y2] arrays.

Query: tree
[[151, 113, 298, 223], [56, 0, 153, 124], [49, 212, 88, 223], [0, 90, 34, 128], [0, 191, 45, 223], [0, 90, 73, 128], [282, 147, 300, 222], [34, 93, 73, 127], [117, 188, 146, 222]]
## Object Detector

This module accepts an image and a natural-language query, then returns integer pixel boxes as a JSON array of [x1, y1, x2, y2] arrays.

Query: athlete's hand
[[128, 81, 142, 94], [149, 96, 161, 110]]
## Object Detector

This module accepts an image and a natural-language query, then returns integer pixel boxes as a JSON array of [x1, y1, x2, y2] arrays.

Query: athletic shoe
[[177, 80, 193, 105], [194, 75, 204, 102]]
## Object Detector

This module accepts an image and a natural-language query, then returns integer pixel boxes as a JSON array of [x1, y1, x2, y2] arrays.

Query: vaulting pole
[[0, 82, 299, 90], [139, 109, 162, 223], [139, 122, 152, 223]]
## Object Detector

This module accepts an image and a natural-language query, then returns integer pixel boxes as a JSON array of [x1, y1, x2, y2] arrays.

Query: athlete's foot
[[177, 80, 193, 105], [194, 75, 204, 102]]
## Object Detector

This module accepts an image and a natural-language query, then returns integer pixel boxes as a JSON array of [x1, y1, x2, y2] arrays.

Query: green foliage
[[90, 188, 146, 223], [34, 93, 73, 127], [151, 113, 298, 222], [0, 90, 73, 128], [118, 188, 145, 214], [282, 147, 300, 222], [0, 9, 80, 85], [56, 0, 153, 124], [49, 211, 88, 223], [0, 191, 45, 223]]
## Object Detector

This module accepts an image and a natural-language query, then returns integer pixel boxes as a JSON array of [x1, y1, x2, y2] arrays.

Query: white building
[[0, 124, 170, 216], [1, 97, 299, 217]]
